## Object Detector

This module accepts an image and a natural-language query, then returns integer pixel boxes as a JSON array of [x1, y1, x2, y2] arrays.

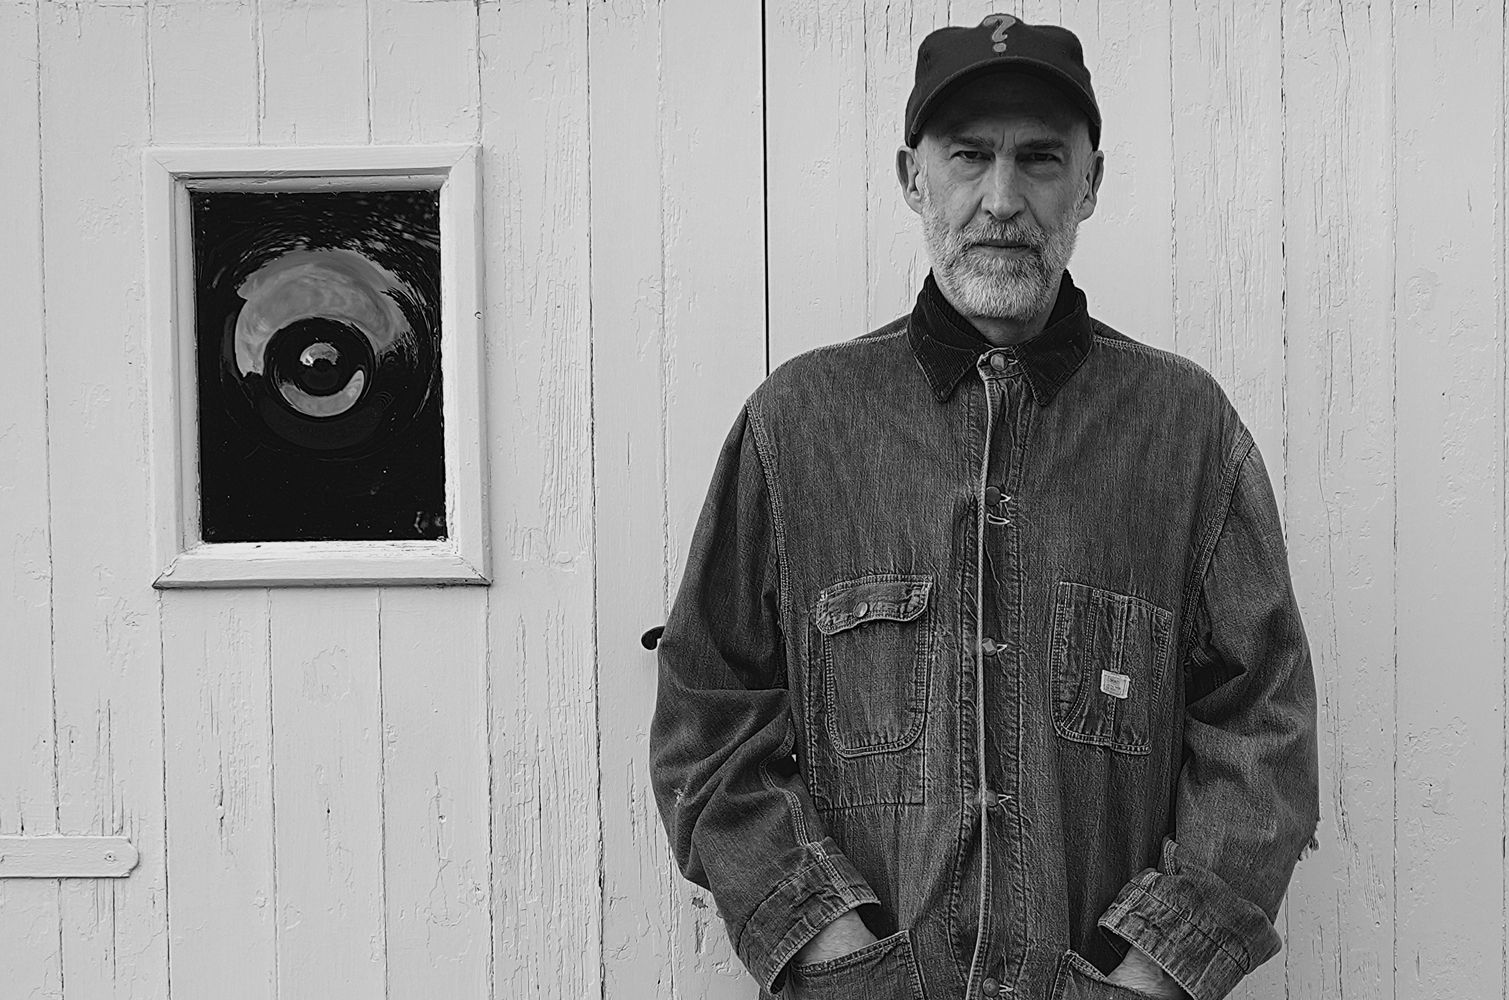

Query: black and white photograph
[[0, 3, 1503, 999]]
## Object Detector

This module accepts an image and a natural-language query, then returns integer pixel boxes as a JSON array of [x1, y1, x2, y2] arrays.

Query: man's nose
[[981, 161, 1026, 220]]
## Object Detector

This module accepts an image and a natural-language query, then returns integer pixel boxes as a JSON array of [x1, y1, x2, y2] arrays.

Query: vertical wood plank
[[1394, 1, 1506, 996], [481, 1, 600, 996], [160, 591, 277, 1000], [1279, 4, 1396, 998], [366, 4, 491, 998], [586, 2, 676, 993], [658, 0, 770, 605], [258, 0, 369, 144], [270, 587, 386, 996], [1169, 0, 1286, 511], [376, 588, 491, 999], [591, 0, 769, 996], [864, 0, 951, 325], [147, 5, 280, 999], [765, 0, 868, 365], [148, 0, 258, 145], [0, 2, 62, 994], [368, 0, 480, 144], [37, 3, 169, 996]]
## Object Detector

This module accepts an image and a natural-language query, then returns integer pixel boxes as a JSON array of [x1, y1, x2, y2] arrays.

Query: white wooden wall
[[0, 1, 1504, 998]]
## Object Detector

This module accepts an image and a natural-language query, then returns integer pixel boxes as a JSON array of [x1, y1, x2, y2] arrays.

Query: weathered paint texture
[[0, 1, 1504, 998]]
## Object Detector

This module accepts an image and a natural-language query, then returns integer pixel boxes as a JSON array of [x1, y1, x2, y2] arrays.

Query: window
[[146, 145, 487, 586]]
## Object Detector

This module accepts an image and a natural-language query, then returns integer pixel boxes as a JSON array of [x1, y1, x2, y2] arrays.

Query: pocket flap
[[813, 574, 932, 636]]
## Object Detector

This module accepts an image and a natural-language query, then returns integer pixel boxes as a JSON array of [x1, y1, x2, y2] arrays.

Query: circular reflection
[[218, 245, 438, 458], [266, 318, 373, 417]]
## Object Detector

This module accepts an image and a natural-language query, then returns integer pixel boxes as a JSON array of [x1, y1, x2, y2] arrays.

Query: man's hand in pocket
[[793, 910, 878, 967]]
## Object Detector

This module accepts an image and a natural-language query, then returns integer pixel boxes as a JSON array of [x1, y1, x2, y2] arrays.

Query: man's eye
[[955, 150, 988, 161], [1024, 152, 1060, 163]]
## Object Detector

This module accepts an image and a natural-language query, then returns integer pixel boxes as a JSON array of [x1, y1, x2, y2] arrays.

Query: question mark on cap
[[981, 13, 1017, 53]]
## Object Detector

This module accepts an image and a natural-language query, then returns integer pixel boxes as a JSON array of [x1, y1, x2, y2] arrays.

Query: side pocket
[[789, 929, 926, 1000], [1049, 582, 1172, 755], [1051, 950, 1169, 1000]]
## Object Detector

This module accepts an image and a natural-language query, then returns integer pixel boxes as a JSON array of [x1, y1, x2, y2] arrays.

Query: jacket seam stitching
[[1091, 332, 1203, 367], [746, 400, 790, 623], [793, 325, 908, 360], [745, 397, 820, 851], [1179, 432, 1255, 659]]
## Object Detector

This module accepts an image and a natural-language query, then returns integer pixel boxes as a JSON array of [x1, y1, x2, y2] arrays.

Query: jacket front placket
[[965, 346, 1034, 999]]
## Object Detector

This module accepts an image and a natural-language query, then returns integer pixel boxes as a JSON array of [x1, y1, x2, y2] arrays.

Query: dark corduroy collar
[[906, 269, 1094, 405]]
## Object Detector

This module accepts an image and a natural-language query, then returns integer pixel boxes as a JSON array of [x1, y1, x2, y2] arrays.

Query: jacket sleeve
[[1098, 438, 1321, 1000], [648, 403, 880, 994]]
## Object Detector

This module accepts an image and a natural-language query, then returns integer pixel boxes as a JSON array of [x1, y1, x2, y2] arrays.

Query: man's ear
[[1077, 148, 1106, 223], [896, 146, 925, 216]]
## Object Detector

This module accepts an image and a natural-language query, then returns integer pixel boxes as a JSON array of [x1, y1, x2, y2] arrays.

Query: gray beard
[[921, 187, 1078, 324]]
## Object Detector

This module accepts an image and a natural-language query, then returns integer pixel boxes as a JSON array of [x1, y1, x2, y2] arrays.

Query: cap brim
[[907, 56, 1100, 147]]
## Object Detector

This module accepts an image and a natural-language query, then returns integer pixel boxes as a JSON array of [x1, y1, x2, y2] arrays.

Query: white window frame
[[144, 144, 488, 588]]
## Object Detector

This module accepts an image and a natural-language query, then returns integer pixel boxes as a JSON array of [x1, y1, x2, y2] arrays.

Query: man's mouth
[[971, 239, 1035, 251]]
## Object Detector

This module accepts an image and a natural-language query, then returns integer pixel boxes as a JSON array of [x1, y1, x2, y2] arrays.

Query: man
[[649, 15, 1319, 1000]]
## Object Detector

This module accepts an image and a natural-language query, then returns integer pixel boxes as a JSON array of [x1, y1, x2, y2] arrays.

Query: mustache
[[956, 222, 1048, 250]]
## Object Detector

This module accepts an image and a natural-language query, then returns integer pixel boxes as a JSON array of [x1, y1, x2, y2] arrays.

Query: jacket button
[[980, 636, 999, 655], [984, 485, 1002, 507], [988, 353, 1008, 371], [981, 977, 1001, 996], [853, 601, 869, 618]]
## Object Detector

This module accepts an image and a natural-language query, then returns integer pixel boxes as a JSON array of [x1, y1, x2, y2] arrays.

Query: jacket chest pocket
[[1049, 581, 1172, 755], [814, 576, 929, 754], [810, 574, 934, 757]]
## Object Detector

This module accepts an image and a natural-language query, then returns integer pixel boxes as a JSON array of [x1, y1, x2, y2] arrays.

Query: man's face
[[897, 72, 1104, 324]]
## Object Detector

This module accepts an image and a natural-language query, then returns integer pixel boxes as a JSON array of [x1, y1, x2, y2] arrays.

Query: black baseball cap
[[904, 14, 1101, 149]]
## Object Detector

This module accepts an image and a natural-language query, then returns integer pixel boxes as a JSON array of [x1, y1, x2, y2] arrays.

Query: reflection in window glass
[[192, 188, 446, 543]]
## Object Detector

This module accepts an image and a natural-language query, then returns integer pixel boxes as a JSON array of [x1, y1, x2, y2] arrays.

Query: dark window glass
[[191, 188, 446, 542]]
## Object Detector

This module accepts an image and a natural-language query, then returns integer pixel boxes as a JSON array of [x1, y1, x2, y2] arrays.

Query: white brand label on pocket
[[1100, 670, 1131, 699]]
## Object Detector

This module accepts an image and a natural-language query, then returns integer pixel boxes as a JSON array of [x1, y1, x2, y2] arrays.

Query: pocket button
[[853, 601, 869, 618], [981, 978, 1000, 996]]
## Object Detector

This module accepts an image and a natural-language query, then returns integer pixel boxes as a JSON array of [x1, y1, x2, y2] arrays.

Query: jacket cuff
[[1097, 839, 1282, 1000], [735, 838, 879, 995]]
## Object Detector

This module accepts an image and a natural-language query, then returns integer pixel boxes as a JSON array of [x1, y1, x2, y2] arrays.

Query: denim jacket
[[649, 272, 1320, 1000]]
